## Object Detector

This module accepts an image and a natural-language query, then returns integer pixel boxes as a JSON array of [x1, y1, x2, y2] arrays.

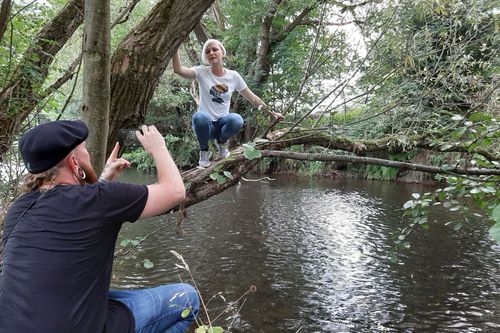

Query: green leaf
[[403, 200, 415, 209], [453, 223, 463, 231], [480, 186, 496, 194], [243, 145, 262, 160], [181, 307, 191, 318], [143, 259, 154, 269], [223, 171, 233, 179], [488, 223, 500, 243], [468, 113, 492, 122], [216, 174, 225, 185], [492, 204, 500, 223], [120, 239, 131, 247], [418, 216, 428, 224], [209, 172, 226, 185], [440, 144, 453, 151], [195, 326, 208, 333]]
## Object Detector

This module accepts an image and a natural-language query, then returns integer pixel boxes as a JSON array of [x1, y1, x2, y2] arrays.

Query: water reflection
[[112, 172, 500, 332]]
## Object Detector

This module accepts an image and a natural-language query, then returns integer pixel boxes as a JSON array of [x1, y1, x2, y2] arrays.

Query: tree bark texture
[[0, 0, 84, 159], [0, 0, 12, 43], [81, 0, 111, 173], [107, 0, 214, 152]]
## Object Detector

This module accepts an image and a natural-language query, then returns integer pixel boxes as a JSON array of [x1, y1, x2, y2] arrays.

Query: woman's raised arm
[[172, 49, 196, 79]]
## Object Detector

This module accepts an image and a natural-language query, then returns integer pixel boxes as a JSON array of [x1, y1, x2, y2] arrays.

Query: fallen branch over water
[[259, 150, 500, 176]]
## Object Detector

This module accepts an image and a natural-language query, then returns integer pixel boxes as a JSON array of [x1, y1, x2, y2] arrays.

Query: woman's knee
[[192, 111, 211, 127], [227, 113, 244, 128]]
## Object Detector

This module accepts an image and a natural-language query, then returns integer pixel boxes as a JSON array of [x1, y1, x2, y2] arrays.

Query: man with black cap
[[0, 120, 200, 333]]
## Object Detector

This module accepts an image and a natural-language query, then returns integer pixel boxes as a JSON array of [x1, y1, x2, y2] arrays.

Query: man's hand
[[99, 143, 132, 182], [135, 125, 167, 156]]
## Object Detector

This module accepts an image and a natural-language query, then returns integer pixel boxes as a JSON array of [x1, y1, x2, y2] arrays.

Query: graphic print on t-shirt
[[209, 83, 228, 104]]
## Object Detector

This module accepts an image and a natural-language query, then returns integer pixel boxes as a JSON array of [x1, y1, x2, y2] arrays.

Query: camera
[[117, 128, 142, 157]]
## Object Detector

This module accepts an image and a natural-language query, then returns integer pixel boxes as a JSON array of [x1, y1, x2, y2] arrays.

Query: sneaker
[[198, 150, 212, 168], [214, 140, 230, 159]]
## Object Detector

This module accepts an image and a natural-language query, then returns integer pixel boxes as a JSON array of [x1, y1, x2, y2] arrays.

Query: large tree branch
[[266, 128, 500, 161], [259, 150, 500, 176], [176, 134, 498, 217], [40, 0, 144, 104], [273, 5, 316, 43], [0, 0, 84, 158], [107, 0, 215, 152]]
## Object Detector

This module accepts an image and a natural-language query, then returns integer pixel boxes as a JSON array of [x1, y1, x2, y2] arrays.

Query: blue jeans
[[192, 111, 244, 150], [109, 283, 199, 333]]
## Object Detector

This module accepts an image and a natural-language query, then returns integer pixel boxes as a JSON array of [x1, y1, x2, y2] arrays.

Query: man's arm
[[136, 125, 185, 218], [172, 49, 196, 79]]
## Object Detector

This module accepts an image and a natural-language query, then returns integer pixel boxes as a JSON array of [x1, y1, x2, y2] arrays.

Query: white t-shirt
[[193, 66, 247, 121]]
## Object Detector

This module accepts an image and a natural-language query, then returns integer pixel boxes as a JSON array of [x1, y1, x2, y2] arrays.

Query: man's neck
[[40, 172, 79, 190]]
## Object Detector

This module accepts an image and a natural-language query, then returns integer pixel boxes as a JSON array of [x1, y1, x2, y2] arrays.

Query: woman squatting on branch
[[172, 39, 284, 168]]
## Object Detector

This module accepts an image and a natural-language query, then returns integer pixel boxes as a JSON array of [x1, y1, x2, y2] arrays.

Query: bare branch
[[259, 150, 500, 176], [273, 5, 315, 43], [211, 0, 225, 32]]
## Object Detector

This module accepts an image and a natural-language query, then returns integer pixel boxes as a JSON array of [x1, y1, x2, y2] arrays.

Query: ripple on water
[[112, 176, 500, 332]]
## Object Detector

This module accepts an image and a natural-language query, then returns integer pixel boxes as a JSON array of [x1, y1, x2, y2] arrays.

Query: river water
[[112, 172, 500, 332]]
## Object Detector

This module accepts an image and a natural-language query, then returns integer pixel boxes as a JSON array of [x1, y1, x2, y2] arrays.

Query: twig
[[241, 176, 275, 182]]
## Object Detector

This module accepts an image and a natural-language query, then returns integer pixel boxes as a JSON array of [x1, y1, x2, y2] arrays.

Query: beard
[[80, 162, 98, 184]]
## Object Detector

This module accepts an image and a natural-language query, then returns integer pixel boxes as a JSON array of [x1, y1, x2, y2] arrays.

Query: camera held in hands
[[117, 128, 142, 157]]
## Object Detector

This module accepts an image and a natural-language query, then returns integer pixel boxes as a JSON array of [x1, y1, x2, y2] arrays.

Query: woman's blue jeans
[[192, 111, 244, 150], [109, 283, 200, 333]]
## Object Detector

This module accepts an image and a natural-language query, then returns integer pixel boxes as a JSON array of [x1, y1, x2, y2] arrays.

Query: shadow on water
[[112, 170, 500, 332]]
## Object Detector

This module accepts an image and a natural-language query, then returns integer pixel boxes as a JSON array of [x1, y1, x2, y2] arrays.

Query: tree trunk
[[0, 0, 84, 159], [0, 0, 12, 43], [81, 0, 111, 173], [107, 0, 214, 152], [253, 0, 282, 85]]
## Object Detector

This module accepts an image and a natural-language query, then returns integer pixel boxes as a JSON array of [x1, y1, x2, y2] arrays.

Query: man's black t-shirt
[[0, 181, 148, 333]]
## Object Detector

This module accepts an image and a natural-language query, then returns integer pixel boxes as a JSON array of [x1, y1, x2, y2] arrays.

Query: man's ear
[[66, 153, 79, 173]]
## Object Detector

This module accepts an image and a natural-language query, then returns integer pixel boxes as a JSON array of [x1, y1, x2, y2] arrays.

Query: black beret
[[19, 120, 89, 174]]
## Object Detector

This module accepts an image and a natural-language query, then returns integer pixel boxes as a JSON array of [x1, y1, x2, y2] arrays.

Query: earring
[[77, 167, 86, 180]]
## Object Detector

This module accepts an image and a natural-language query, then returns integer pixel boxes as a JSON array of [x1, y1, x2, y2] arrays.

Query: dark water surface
[[112, 172, 500, 332]]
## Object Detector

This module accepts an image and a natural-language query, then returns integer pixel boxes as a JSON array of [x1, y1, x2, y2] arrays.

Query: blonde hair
[[20, 165, 59, 193], [201, 39, 226, 65]]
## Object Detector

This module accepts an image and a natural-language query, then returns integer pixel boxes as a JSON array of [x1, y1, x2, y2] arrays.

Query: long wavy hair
[[20, 165, 59, 194]]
